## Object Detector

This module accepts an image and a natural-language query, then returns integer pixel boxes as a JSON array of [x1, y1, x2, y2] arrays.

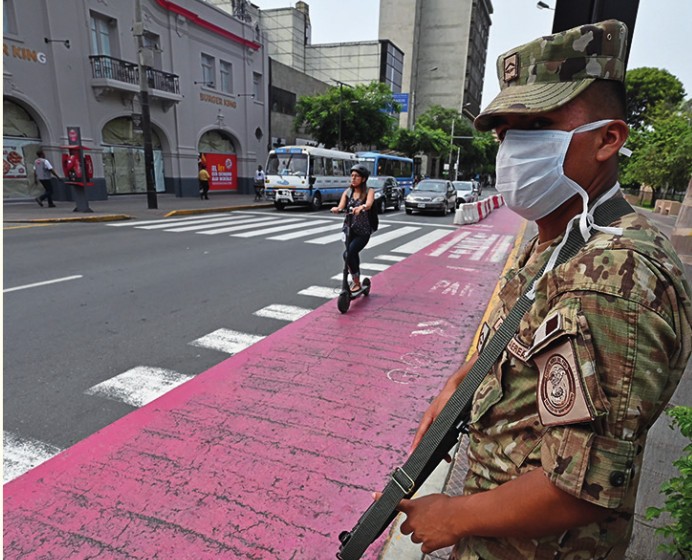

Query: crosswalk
[[4, 212, 515, 484], [107, 211, 457, 251]]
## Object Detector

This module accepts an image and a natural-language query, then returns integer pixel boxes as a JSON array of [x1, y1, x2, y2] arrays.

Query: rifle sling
[[337, 196, 634, 559]]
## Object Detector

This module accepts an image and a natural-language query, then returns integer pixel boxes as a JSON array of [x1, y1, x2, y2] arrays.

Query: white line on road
[[364, 226, 418, 248], [233, 219, 330, 238], [3, 275, 83, 293], [429, 231, 471, 257], [106, 213, 229, 227], [190, 328, 265, 354], [269, 222, 342, 240], [375, 255, 406, 262], [298, 285, 340, 299], [84, 366, 194, 408], [3, 431, 63, 483], [392, 229, 452, 254], [165, 216, 276, 232], [254, 304, 312, 321], [197, 218, 299, 235]]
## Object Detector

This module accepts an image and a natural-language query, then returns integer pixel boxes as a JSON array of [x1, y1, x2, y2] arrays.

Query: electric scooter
[[337, 209, 371, 314]]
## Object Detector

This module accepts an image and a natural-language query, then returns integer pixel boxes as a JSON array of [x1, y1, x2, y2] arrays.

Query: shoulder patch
[[534, 340, 595, 427], [507, 335, 530, 362]]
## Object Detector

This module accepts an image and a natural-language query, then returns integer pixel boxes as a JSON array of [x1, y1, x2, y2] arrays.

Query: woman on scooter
[[331, 164, 375, 293]]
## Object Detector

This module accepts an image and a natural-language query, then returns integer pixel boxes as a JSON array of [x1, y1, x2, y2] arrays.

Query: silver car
[[453, 180, 479, 207], [405, 179, 457, 215]]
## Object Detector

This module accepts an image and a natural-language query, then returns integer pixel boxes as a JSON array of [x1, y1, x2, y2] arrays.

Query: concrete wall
[[306, 41, 381, 86]]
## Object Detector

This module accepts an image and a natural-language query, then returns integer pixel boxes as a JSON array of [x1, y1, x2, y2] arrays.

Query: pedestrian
[[254, 165, 266, 200], [331, 163, 375, 293], [198, 163, 210, 200], [33, 150, 60, 207], [393, 20, 692, 559]]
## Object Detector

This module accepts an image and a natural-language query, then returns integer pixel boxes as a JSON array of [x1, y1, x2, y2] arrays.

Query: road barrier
[[453, 194, 504, 225]]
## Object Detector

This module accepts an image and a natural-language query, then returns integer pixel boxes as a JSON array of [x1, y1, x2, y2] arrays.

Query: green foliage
[[294, 82, 399, 151], [645, 406, 692, 558], [626, 67, 686, 130], [387, 105, 498, 177]]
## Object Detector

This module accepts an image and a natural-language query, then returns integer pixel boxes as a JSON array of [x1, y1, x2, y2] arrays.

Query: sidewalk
[[2, 192, 273, 223]]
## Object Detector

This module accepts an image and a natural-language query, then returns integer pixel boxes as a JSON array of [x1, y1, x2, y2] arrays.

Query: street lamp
[[536, 1, 555, 9], [447, 118, 474, 180]]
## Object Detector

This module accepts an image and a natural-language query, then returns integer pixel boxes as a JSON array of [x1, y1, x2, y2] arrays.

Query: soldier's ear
[[595, 120, 629, 162]]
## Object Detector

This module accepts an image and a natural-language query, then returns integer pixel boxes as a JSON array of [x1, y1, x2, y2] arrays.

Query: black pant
[[38, 179, 55, 206], [254, 182, 264, 200], [344, 234, 370, 276], [199, 180, 209, 199]]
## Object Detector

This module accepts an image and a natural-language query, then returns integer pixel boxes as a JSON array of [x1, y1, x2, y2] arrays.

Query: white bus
[[264, 146, 357, 211]]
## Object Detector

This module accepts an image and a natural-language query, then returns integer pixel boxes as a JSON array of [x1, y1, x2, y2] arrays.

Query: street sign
[[392, 93, 409, 113]]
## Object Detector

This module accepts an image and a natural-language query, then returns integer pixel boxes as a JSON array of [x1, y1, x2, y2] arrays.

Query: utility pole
[[134, 0, 158, 209], [448, 118, 474, 180]]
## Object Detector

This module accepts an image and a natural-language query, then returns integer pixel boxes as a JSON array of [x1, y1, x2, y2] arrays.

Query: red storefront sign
[[202, 153, 237, 191]]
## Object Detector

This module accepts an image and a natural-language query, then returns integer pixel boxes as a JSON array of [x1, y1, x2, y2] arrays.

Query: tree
[[626, 67, 686, 129], [294, 82, 399, 151]]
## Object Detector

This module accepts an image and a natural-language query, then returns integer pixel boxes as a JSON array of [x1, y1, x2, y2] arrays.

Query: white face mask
[[495, 119, 614, 221]]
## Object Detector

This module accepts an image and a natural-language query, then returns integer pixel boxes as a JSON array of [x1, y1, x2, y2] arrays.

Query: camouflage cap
[[474, 20, 628, 131]]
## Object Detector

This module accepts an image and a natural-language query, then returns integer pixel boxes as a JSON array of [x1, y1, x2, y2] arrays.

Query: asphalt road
[[3, 205, 462, 476]]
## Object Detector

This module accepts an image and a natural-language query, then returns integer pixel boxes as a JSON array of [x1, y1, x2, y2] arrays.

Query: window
[[219, 60, 233, 94], [90, 13, 113, 56], [201, 54, 215, 87], [4, 0, 17, 34], [253, 72, 263, 101], [270, 87, 296, 115]]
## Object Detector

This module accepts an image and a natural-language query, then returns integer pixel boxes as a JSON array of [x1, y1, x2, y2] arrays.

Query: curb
[[164, 203, 273, 217], [3, 214, 132, 224]]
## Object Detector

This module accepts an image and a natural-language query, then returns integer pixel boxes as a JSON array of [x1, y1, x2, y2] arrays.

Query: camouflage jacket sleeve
[[529, 222, 692, 508]]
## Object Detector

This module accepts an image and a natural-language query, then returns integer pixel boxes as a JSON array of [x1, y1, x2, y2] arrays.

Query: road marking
[[4, 274, 83, 293], [107, 213, 228, 227], [234, 219, 330, 238], [84, 366, 193, 408], [298, 285, 340, 299], [3, 431, 63, 483], [254, 304, 312, 321], [490, 235, 515, 263], [197, 218, 299, 235], [3, 223, 56, 230], [190, 328, 265, 354], [165, 216, 275, 232], [330, 261, 388, 279], [363, 226, 417, 248], [429, 231, 471, 257], [305, 231, 345, 245], [136, 215, 242, 230], [375, 255, 405, 262], [392, 229, 451, 254], [269, 222, 342, 240]]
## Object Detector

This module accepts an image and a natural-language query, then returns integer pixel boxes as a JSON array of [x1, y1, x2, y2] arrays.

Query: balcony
[[89, 55, 182, 108]]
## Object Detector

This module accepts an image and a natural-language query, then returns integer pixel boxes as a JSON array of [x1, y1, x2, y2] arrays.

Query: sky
[[253, 0, 692, 109]]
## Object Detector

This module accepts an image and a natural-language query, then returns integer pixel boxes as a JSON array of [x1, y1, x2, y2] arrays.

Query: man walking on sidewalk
[[33, 150, 61, 207], [397, 20, 692, 559]]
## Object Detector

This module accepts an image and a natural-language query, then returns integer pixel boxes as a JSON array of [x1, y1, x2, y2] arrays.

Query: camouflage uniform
[[453, 206, 692, 560]]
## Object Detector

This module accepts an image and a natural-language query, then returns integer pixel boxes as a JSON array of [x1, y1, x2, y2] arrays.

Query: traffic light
[[552, 0, 639, 64]]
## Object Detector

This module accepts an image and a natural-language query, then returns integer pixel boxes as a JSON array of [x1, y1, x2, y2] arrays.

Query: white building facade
[[3, 0, 269, 200]]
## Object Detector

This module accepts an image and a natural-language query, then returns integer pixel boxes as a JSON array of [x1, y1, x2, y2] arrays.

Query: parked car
[[453, 180, 479, 207], [405, 179, 457, 215], [367, 176, 403, 213]]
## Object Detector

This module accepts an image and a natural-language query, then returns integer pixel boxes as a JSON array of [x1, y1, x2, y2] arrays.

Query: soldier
[[396, 20, 692, 559]]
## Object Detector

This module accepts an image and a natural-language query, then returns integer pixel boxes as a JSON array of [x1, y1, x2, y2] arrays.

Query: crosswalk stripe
[[84, 366, 193, 408], [197, 218, 300, 235], [305, 231, 345, 245], [365, 226, 420, 248], [136, 215, 241, 230], [269, 222, 342, 240], [360, 262, 391, 271], [429, 231, 472, 257], [107, 213, 229, 227], [375, 255, 405, 262], [298, 285, 340, 299], [233, 220, 331, 238], [190, 328, 265, 354], [165, 216, 277, 232], [254, 304, 312, 321], [3, 431, 62, 484], [393, 229, 452, 254]]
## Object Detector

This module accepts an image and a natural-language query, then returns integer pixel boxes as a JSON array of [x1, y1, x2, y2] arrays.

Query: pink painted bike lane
[[4, 208, 525, 560]]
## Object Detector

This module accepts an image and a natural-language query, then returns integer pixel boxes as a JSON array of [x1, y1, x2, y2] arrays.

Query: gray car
[[405, 179, 457, 215], [368, 176, 403, 213]]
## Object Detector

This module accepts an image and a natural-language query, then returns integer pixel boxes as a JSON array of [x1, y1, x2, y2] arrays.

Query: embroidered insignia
[[533, 312, 563, 349], [507, 335, 530, 362], [503, 53, 520, 83], [477, 322, 491, 354], [534, 340, 594, 427]]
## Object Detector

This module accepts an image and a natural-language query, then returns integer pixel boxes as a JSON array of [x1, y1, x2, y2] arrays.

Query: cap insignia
[[503, 53, 520, 84]]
